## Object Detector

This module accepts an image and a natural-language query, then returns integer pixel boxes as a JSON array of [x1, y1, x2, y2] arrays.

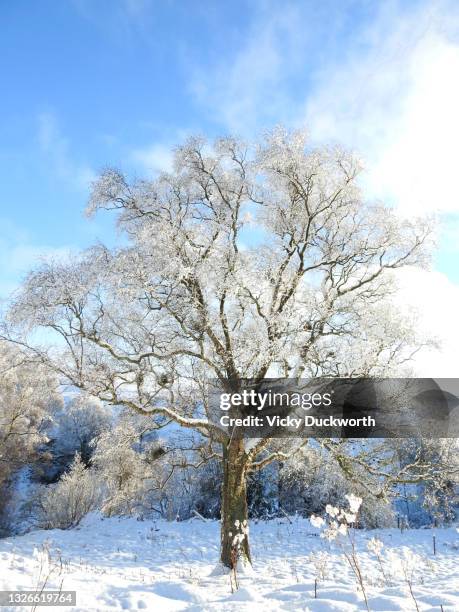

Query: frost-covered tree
[[280, 445, 396, 528], [0, 341, 61, 527], [91, 411, 167, 517], [5, 128, 432, 567], [392, 438, 459, 524], [42, 394, 112, 482]]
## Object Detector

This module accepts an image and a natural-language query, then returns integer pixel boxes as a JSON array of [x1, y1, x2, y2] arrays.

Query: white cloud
[[371, 39, 459, 215], [191, 1, 459, 217], [394, 266, 459, 376], [305, 1, 459, 216], [38, 113, 95, 190]]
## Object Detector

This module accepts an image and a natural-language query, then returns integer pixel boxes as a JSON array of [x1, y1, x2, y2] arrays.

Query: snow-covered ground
[[0, 514, 458, 611]]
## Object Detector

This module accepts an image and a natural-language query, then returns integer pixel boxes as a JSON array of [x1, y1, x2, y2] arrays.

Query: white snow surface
[[0, 514, 458, 611]]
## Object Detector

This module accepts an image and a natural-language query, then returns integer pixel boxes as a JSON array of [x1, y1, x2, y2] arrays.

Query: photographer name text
[[219, 414, 376, 429]]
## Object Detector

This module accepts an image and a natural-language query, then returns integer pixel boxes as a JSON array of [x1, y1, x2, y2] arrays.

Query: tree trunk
[[220, 438, 251, 568]]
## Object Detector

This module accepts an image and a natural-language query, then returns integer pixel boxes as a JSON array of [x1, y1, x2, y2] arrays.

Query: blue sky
[[1, 0, 459, 331]]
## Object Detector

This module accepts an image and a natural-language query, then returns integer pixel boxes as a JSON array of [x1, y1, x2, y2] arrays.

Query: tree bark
[[220, 438, 251, 568]]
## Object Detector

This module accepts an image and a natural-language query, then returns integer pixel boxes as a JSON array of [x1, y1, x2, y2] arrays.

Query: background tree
[[5, 128, 432, 567], [0, 341, 61, 532], [37, 394, 113, 484]]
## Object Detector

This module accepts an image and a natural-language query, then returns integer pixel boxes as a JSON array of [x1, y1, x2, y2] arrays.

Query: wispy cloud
[[70, 0, 155, 41], [189, 2, 310, 134], [38, 112, 95, 190], [130, 142, 173, 174], [121, 0, 151, 19], [0, 218, 74, 301]]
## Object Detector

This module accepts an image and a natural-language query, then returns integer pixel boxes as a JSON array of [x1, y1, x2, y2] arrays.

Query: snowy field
[[0, 514, 458, 611]]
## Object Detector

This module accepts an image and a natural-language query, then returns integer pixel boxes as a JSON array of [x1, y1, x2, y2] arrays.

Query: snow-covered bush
[[157, 455, 222, 521], [280, 446, 395, 528], [38, 454, 101, 529], [247, 464, 278, 519], [308, 549, 330, 599], [91, 413, 168, 517], [189, 459, 222, 519], [280, 447, 348, 515]]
